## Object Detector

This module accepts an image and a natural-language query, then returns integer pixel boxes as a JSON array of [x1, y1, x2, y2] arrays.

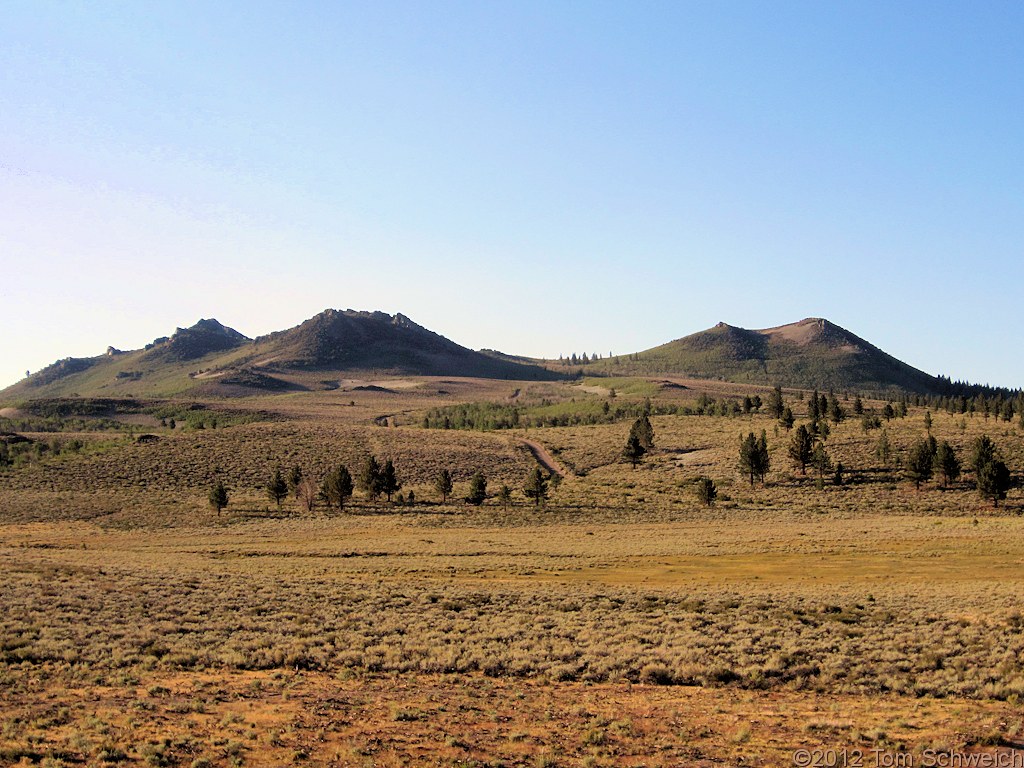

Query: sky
[[2, 1, 1022, 390]]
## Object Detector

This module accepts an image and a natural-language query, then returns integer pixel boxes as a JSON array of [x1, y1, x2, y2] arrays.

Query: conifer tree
[[756, 431, 770, 483], [209, 481, 229, 515], [379, 459, 401, 502], [467, 472, 487, 505], [695, 477, 717, 507], [767, 386, 785, 419], [321, 465, 354, 511], [977, 459, 1011, 508], [629, 415, 655, 450], [810, 443, 832, 484], [969, 435, 997, 477], [788, 425, 813, 474], [359, 456, 382, 500], [623, 435, 646, 468], [876, 429, 892, 466], [780, 406, 795, 431], [933, 441, 961, 488], [833, 462, 844, 486], [497, 484, 512, 511], [524, 467, 549, 507], [738, 432, 768, 486], [905, 439, 935, 490], [828, 396, 845, 424], [267, 467, 288, 510], [434, 468, 454, 503], [288, 465, 303, 499]]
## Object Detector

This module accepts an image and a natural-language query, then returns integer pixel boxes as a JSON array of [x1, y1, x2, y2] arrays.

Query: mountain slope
[[139, 319, 250, 363], [237, 309, 556, 379], [596, 318, 942, 394], [3, 311, 558, 400], [7, 319, 253, 399]]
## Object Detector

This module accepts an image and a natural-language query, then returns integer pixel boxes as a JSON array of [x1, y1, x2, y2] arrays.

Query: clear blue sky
[[2, 1, 1022, 389]]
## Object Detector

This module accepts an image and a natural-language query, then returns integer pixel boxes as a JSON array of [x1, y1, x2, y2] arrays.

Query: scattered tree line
[[741, 412, 1014, 506], [420, 398, 676, 431], [422, 392, 811, 433], [900, 434, 1012, 506], [208, 457, 561, 516]]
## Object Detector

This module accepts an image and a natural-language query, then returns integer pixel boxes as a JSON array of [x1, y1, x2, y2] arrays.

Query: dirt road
[[519, 438, 566, 477]]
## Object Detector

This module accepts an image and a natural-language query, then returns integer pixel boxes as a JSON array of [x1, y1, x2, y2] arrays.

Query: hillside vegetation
[[586, 318, 952, 395], [4, 310, 559, 400]]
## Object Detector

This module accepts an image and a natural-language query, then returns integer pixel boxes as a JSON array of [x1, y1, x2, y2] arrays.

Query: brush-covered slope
[[238, 309, 557, 380], [6, 319, 252, 399], [598, 318, 942, 394], [3, 311, 558, 400], [139, 319, 249, 363]]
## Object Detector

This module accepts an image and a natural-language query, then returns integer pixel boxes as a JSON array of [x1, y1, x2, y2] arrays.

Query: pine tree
[[267, 467, 288, 510], [933, 441, 961, 488], [379, 459, 401, 502], [208, 481, 229, 515], [756, 430, 770, 483], [767, 386, 785, 419], [738, 432, 758, 487], [497, 484, 512, 511], [359, 456, 382, 500], [833, 462, 844, 486], [695, 477, 717, 507], [780, 406, 795, 431], [321, 465, 354, 511], [828, 396, 845, 424], [622, 435, 646, 468], [905, 439, 935, 490], [810, 443, 832, 484], [852, 395, 864, 415], [288, 465, 303, 499], [788, 425, 813, 474], [808, 390, 821, 421], [629, 415, 655, 450], [524, 467, 549, 507], [467, 472, 487, 505], [969, 435, 997, 477], [977, 459, 1011, 508], [434, 469, 454, 503], [876, 429, 892, 466]]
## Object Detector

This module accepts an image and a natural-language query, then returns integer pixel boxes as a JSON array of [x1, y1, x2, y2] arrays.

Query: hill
[[3, 311, 559, 400], [233, 309, 557, 380], [591, 318, 944, 394], [137, 319, 250, 363]]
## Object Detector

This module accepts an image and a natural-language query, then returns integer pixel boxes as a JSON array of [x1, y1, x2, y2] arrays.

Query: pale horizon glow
[[2, 2, 1022, 390]]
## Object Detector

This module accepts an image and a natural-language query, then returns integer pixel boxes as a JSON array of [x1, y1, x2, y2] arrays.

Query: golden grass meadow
[[2, 377, 1023, 767]]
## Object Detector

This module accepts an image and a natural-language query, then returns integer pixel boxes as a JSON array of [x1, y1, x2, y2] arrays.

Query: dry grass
[[1, 379, 1023, 765]]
